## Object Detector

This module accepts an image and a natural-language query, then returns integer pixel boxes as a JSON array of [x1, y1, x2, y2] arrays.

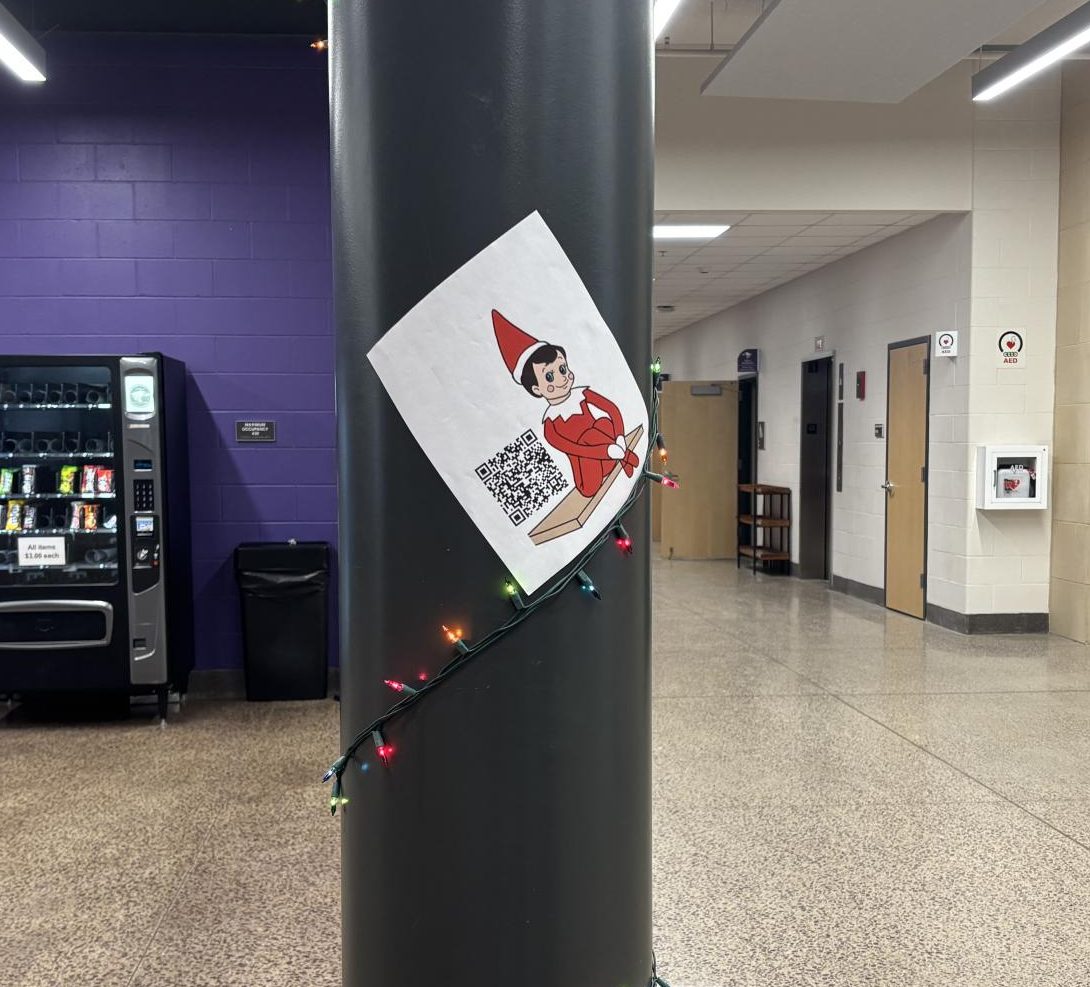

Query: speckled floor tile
[[6, 559, 1090, 986], [776, 637, 1090, 695], [847, 691, 1090, 802], [0, 750, 224, 986], [652, 800, 1090, 986], [1019, 799, 1090, 848], [129, 787, 341, 987], [653, 610, 822, 697], [652, 695, 994, 805]]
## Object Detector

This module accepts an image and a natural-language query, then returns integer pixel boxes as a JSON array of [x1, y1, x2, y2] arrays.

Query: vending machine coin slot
[[130, 514, 161, 592]]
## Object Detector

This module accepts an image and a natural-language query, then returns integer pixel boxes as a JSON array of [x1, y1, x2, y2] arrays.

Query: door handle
[[881, 480, 896, 494]]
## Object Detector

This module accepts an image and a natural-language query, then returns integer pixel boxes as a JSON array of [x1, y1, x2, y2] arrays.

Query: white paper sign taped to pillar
[[367, 211, 648, 594]]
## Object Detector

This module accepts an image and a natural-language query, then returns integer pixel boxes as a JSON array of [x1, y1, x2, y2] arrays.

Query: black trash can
[[234, 541, 330, 701]]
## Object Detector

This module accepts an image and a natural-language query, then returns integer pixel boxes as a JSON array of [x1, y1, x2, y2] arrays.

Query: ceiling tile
[[701, 0, 1047, 103], [821, 212, 911, 226], [739, 212, 831, 226], [651, 208, 952, 339]]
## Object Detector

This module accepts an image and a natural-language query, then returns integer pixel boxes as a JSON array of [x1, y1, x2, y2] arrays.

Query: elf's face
[[530, 354, 575, 403]]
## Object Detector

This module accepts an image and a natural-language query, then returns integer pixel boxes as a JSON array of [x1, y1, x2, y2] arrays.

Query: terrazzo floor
[[5, 559, 1090, 985]]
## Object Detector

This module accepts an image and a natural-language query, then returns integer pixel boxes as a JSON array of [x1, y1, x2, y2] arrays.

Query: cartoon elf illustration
[[492, 309, 640, 498]]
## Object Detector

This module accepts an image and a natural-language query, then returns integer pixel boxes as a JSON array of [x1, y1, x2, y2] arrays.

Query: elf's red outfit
[[541, 387, 639, 497], [492, 309, 638, 499]]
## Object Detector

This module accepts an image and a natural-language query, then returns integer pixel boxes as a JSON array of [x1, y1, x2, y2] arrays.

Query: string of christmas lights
[[324, 359, 675, 986]]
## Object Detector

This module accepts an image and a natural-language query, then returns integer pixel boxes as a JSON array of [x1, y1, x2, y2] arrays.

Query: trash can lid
[[234, 541, 330, 573]]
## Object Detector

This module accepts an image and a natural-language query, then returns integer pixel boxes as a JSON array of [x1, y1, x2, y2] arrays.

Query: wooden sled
[[528, 424, 644, 546]]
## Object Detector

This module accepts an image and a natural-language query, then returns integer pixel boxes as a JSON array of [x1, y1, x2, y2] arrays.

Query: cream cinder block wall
[[1051, 62, 1090, 642], [657, 71, 1063, 620], [657, 215, 972, 591], [955, 74, 1060, 617]]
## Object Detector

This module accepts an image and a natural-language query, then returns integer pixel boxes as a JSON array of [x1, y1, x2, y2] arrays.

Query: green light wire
[[325, 369, 663, 789], [324, 365, 670, 985]]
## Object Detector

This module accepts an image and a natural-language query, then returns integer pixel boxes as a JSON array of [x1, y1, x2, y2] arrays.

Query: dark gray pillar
[[329, 3, 653, 985]]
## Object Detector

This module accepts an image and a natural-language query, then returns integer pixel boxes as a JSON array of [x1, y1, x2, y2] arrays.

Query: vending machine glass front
[[0, 365, 120, 588]]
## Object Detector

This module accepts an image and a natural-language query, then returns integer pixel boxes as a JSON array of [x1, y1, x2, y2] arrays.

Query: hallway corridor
[[6, 560, 1090, 985], [653, 559, 1090, 985]]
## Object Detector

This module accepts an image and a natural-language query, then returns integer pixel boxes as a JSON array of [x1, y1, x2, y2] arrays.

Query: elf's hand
[[607, 442, 626, 461]]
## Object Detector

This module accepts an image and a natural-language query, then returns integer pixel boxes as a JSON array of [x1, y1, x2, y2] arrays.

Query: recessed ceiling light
[[0, 3, 46, 83], [973, 0, 1090, 101], [653, 224, 730, 240], [653, 0, 685, 41]]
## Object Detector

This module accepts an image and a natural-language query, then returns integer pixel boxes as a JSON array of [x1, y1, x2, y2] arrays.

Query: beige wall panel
[[1052, 63, 1090, 641]]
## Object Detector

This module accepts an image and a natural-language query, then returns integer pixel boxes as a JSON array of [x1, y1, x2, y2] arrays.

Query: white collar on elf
[[541, 386, 611, 422], [542, 386, 590, 421]]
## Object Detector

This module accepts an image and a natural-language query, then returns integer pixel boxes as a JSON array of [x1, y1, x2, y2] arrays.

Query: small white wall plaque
[[935, 330, 958, 357]]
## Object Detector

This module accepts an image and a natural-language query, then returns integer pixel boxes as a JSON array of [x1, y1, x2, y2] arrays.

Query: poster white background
[[368, 212, 648, 593]]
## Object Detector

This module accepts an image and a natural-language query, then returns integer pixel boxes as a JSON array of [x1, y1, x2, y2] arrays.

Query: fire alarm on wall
[[856, 371, 866, 400]]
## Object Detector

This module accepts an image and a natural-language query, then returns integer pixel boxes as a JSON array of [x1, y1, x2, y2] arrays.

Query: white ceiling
[[701, 0, 1055, 102], [994, 0, 1087, 42], [652, 210, 942, 339], [656, 0, 1087, 53], [657, 0, 762, 50]]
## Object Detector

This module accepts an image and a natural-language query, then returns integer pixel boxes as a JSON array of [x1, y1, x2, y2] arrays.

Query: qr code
[[475, 430, 568, 526]]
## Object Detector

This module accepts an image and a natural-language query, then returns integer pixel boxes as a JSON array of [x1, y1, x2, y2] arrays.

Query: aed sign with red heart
[[997, 330, 1024, 367]]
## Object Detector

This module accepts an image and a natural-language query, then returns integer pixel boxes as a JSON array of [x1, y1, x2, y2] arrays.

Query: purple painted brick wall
[[0, 36, 337, 670]]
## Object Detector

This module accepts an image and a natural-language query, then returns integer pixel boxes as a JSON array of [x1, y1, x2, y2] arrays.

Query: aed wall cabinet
[[976, 445, 1049, 510]]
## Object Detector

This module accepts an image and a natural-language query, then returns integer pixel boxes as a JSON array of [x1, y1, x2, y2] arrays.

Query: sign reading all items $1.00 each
[[18, 536, 66, 567]]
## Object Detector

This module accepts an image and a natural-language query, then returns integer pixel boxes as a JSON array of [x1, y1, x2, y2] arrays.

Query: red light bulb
[[372, 728, 394, 767], [384, 679, 405, 692]]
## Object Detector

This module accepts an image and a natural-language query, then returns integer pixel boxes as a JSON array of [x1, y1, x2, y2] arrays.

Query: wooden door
[[659, 380, 738, 559], [884, 340, 929, 618]]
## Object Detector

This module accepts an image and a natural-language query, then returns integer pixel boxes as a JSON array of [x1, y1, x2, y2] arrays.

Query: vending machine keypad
[[133, 478, 154, 512]]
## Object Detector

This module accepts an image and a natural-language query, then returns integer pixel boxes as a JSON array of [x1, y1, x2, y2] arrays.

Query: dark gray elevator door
[[799, 357, 833, 579]]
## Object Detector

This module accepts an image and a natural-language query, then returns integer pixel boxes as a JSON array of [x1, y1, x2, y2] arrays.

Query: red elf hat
[[493, 309, 543, 383]]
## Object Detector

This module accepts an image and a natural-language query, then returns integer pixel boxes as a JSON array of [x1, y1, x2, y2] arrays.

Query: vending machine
[[0, 354, 193, 716]]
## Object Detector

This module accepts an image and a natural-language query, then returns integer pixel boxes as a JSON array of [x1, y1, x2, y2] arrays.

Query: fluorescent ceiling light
[[0, 3, 45, 83], [973, 0, 1090, 102], [653, 224, 730, 240], [653, 0, 685, 41]]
